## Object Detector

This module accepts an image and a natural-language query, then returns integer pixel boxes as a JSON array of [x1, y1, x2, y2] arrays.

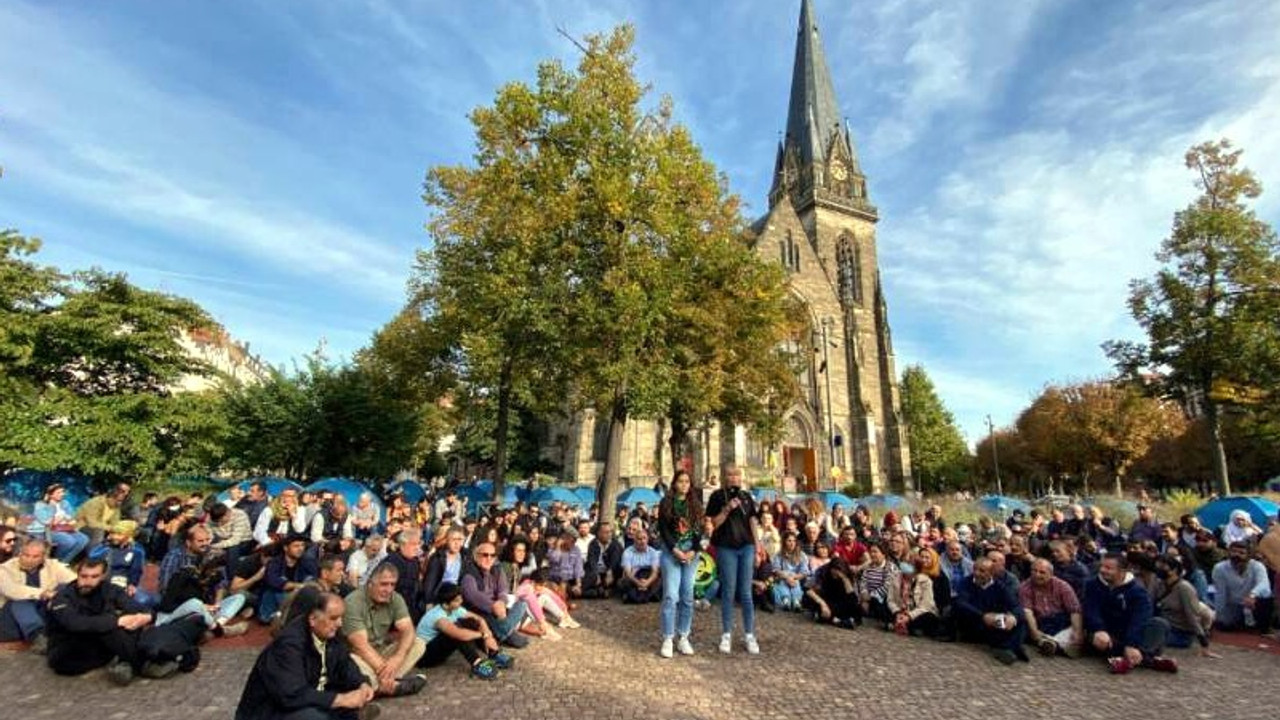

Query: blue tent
[[809, 490, 857, 511], [528, 486, 583, 508], [216, 477, 304, 503], [617, 487, 661, 508], [1195, 496, 1279, 531], [461, 483, 519, 509], [387, 480, 427, 506], [976, 495, 1032, 515], [751, 487, 784, 503], [1, 470, 94, 512], [307, 478, 383, 519], [858, 494, 908, 511], [572, 486, 596, 506]]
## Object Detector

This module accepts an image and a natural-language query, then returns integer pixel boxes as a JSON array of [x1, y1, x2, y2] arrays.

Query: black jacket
[[235, 617, 368, 720], [47, 581, 149, 641], [585, 538, 623, 582]]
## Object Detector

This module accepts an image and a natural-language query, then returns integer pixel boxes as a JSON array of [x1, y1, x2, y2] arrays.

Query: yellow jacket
[[75, 495, 120, 531], [0, 557, 76, 610]]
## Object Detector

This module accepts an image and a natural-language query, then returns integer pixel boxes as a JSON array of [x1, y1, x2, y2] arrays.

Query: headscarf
[[111, 519, 138, 539], [1223, 510, 1258, 545]]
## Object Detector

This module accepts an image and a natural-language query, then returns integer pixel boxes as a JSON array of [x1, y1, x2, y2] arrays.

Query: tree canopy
[[1105, 139, 1280, 495]]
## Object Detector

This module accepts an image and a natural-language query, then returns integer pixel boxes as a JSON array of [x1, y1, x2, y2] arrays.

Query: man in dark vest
[[236, 592, 380, 720]]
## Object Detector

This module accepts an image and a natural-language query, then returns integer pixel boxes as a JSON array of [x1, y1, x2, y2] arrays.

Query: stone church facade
[[545, 0, 913, 494]]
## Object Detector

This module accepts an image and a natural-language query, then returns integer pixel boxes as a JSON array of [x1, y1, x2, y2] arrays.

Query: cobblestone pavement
[[2, 602, 1276, 720]]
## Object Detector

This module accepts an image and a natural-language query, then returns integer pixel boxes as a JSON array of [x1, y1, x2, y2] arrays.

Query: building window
[[836, 234, 862, 305], [591, 414, 611, 461], [781, 230, 801, 273]]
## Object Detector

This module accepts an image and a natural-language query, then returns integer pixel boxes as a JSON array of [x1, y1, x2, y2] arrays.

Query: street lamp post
[[986, 414, 1003, 496], [820, 317, 836, 488]]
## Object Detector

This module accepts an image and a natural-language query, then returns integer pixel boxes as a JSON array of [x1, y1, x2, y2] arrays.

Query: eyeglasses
[[477, 552, 497, 558]]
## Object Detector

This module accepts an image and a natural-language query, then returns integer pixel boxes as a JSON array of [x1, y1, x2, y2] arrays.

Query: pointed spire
[[785, 0, 852, 173]]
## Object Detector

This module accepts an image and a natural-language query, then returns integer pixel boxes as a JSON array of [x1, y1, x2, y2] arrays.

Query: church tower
[[752, 0, 913, 493]]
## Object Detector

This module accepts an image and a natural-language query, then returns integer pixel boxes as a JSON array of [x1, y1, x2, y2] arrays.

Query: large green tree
[[219, 353, 421, 482], [413, 26, 796, 513], [0, 234, 223, 486], [899, 364, 970, 493], [1105, 139, 1280, 495]]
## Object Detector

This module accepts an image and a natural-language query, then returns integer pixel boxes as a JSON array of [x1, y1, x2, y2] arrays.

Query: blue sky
[[2, 0, 1279, 445]]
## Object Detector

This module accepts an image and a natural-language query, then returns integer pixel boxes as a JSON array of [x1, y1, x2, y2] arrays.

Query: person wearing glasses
[[0, 527, 17, 564], [460, 541, 530, 648]]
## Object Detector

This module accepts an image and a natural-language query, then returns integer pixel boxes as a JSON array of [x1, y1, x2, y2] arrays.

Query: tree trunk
[[668, 417, 688, 481], [1206, 402, 1232, 496], [598, 395, 628, 528], [491, 358, 514, 503], [1113, 472, 1124, 499]]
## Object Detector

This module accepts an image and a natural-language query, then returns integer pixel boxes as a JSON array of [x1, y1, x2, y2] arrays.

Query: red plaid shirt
[[1018, 576, 1080, 620]]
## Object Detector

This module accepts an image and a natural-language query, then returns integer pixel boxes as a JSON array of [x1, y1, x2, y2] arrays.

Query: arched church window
[[781, 230, 801, 273], [836, 234, 862, 305]]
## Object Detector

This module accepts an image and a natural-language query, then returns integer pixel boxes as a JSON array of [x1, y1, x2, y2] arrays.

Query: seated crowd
[[2, 479, 1279, 718]]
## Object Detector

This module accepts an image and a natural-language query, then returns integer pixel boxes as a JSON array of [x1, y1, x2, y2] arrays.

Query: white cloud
[[0, 3, 413, 302], [880, 3, 1280, 443]]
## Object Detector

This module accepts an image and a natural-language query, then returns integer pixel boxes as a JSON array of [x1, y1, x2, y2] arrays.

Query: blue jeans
[[771, 581, 804, 609], [0, 600, 46, 641], [482, 599, 529, 641], [716, 544, 756, 635], [49, 531, 89, 563], [660, 550, 695, 638], [159, 594, 247, 628]]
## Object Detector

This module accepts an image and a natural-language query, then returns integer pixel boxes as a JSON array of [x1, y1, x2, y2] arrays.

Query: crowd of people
[[2, 470, 1279, 719]]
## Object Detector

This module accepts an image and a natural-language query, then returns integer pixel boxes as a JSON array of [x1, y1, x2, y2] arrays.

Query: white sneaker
[[676, 635, 694, 655], [718, 633, 732, 654], [659, 637, 674, 658], [744, 634, 760, 655]]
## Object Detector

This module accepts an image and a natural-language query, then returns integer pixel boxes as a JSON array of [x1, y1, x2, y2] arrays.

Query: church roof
[[784, 0, 859, 172]]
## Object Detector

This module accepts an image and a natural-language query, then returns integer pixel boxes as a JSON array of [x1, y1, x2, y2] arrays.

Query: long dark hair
[[659, 470, 703, 526]]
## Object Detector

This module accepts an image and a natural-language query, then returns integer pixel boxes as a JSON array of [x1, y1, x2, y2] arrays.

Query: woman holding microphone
[[704, 464, 761, 655]]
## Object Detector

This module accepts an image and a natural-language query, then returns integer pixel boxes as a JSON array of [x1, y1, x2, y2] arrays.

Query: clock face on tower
[[830, 160, 847, 182]]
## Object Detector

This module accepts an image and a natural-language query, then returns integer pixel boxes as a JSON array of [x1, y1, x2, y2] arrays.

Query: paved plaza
[[1, 602, 1274, 720]]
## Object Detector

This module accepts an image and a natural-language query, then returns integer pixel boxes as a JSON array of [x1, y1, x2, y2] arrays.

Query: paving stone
[[0, 602, 1274, 719]]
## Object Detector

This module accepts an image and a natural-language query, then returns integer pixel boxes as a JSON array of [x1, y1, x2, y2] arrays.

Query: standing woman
[[656, 469, 703, 658], [705, 464, 761, 655]]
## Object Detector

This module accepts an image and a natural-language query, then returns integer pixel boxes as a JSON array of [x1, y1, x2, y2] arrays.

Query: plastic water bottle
[[1244, 607, 1256, 628]]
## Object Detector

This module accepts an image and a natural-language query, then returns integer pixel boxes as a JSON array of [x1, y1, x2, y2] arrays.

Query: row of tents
[[2, 470, 1276, 530]]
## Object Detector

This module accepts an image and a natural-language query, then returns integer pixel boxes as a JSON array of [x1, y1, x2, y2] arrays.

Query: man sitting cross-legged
[[1019, 558, 1084, 657], [954, 557, 1029, 665], [0, 538, 76, 653], [618, 519, 662, 604], [582, 522, 623, 599], [342, 562, 426, 698], [156, 523, 250, 637], [1083, 553, 1177, 674], [237, 592, 381, 720], [45, 556, 205, 685], [460, 541, 530, 648], [415, 582, 514, 681], [259, 533, 320, 623], [1211, 540, 1273, 632]]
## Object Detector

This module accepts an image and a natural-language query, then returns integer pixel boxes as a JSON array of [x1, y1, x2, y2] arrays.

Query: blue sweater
[[1082, 574, 1151, 651], [88, 541, 147, 588], [954, 575, 1021, 619]]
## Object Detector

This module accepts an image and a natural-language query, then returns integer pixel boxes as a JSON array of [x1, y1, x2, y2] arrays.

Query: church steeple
[[769, 0, 874, 219]]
